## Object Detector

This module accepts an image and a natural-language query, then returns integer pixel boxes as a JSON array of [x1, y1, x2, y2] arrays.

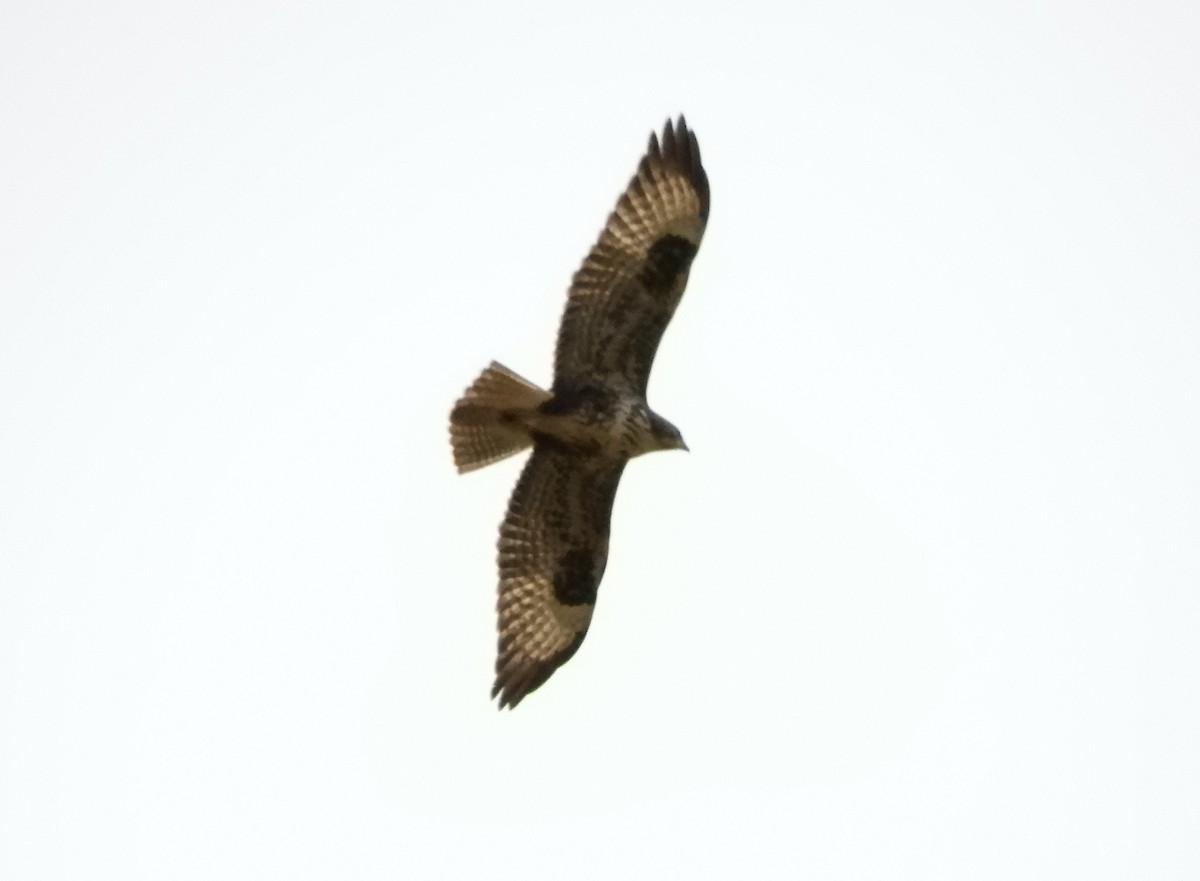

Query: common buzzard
[[449, 117, 709, 708]]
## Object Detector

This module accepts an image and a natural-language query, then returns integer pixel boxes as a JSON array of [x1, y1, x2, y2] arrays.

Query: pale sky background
[[2, 1, 1198, 878]]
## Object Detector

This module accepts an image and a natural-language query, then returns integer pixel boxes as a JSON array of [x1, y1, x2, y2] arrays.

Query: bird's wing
[[553, 116, 709, 398], [493, 444, 626, 708]]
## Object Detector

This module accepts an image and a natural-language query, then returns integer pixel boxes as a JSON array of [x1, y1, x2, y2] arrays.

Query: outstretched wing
[[493, 444, 626, 708], [553, 116, 709, 398]]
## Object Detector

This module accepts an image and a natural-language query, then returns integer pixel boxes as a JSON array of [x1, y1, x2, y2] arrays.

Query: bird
[[449, 116, 709, 709]]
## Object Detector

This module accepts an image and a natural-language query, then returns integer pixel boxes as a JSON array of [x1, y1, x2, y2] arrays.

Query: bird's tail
[[449, 361, 551, 473]]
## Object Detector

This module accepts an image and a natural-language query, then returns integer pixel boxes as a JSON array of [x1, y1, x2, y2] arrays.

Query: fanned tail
[[449, 362, 551, 473]]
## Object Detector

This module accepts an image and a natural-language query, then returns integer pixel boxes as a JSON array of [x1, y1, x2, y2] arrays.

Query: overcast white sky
[[2, 1, 1198, 878]]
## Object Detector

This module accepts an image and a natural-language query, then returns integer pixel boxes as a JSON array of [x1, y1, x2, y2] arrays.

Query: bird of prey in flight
[[449, 117, 709, 708]]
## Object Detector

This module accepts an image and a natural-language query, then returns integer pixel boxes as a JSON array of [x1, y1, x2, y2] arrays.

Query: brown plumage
[[449, 117, 709, 708]]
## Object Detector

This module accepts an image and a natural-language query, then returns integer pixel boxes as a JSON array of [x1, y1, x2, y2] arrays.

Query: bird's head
[[649, 412, 689, 453]]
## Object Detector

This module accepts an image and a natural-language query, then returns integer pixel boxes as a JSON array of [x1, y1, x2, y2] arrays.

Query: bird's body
[[449, 117, 709, 708], [530, 387, 677, 460]]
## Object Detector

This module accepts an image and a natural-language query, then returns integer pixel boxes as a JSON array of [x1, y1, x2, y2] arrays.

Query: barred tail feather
[[449, 362, 551, 473]]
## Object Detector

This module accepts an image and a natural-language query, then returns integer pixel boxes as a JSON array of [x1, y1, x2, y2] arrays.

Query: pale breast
[[526, 387, 656, 459]]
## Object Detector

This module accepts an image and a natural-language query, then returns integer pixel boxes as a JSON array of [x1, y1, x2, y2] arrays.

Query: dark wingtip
[[661, 119, 677, 156], [492, 672, 529, 710], [658, 114, 709, 222], [490, 630, 587, 710], [492, 653, 534, 710], [491, 678, 514, 710]]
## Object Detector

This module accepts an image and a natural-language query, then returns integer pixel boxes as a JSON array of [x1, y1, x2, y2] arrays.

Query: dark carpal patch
[[638, 234, 698, 295], [553, 548, 599, 606]]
